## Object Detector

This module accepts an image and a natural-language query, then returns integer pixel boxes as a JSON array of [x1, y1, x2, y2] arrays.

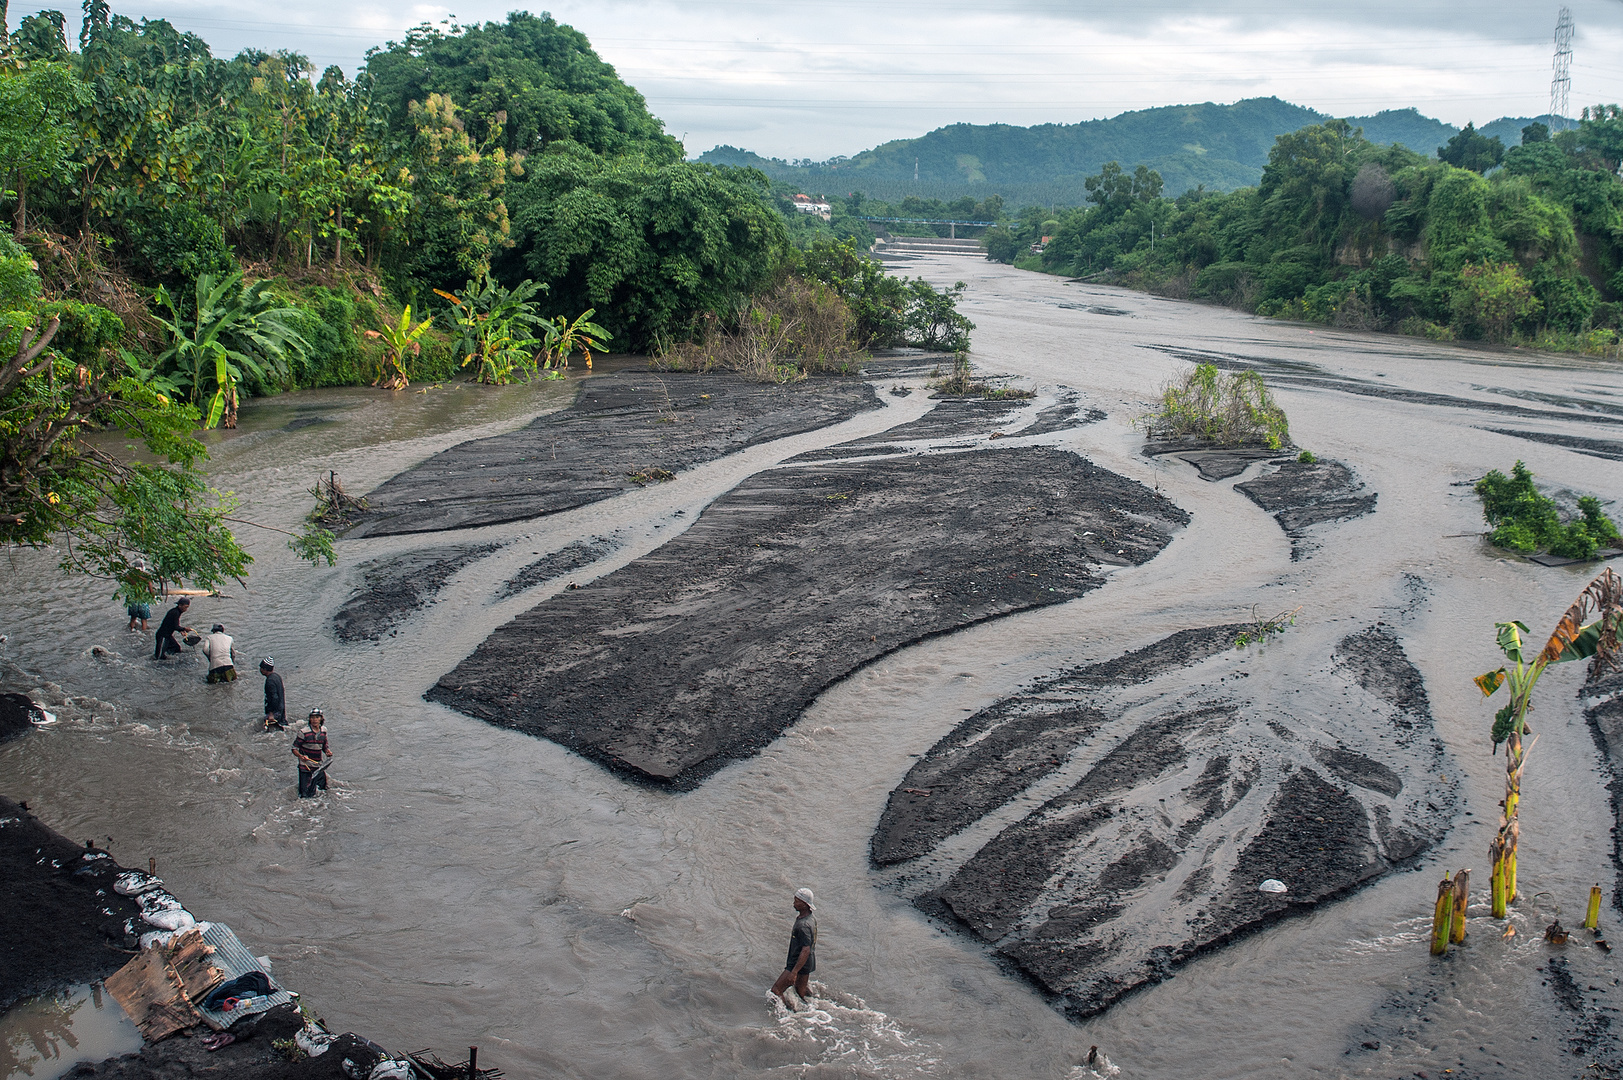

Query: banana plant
[[151, 270, 308, 428], [1475, 568, 1623, 917], [433, 275, 550, 384], [543, 308, 611, 370], [363, 304, 432, 390]]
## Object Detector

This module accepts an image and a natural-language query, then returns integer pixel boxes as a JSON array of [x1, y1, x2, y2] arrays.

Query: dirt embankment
[[343, 371, 880, 538], [877, 625, 1451, 1019], [428, 445, 1187, 788]]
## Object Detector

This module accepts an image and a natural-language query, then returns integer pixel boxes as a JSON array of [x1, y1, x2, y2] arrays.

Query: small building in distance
[[791, 194, 832, 221]]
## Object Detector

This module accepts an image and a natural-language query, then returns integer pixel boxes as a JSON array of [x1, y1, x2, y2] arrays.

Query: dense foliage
[[0, 5, 971, 592], [1476, 461, 1620, 560], [981, 113, 1623, 350]]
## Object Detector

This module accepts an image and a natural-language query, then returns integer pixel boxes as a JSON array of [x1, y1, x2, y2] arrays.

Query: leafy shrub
[[122, 203, 235, 285], [799, 238, 974, 350], [1475, 460, 1620, 559], [1451, 262, 1543, 341], [0, 234, 42, 308], [655, 276, 863, 382], [1146, 363, 1289, 449]]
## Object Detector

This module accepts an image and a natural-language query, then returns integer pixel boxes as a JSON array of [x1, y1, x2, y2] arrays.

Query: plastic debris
[[297, 1028, 338, 1058], [114, 870, 163, 896], [368, 1061, 413, 1080], [1258, 879, 1288, 894]]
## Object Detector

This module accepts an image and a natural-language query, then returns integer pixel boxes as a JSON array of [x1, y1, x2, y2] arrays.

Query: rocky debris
[[342, 371, 879, 538], [332, 544, 499, 642], [428, 445, 1187, 788], [879, 625, 1450, 1019], [1235, 459, 1376, 559], [497, 537, 619, 599]]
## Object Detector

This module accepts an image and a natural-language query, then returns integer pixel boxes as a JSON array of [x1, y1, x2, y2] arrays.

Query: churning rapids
[[3, 256, 1623, 1079]]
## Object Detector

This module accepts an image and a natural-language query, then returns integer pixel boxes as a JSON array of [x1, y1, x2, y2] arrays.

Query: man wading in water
[[771, 888, 817, 1008], [201, 624, 238, 683], [261, 658, 285, 730], [153, 597, 191, 659], [293, 708, 332, 797]]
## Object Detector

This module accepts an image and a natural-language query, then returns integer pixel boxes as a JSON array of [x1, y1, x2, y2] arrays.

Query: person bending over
[[153, 597, 191, 659], [201, 624, 237, 683]]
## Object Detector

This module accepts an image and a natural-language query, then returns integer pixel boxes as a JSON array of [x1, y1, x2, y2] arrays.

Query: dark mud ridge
[[344, 370, 879, 537], [1235, 458, 1376, 560], [786, 391, 1102, 464], [1585, 673, 1623, 918], [334, 543, 498, 641], [1142, 436, 1289, 482], [876, 625, 1451, 1019], [429, 444, 1187, 788], [497, 536, 620, 599], [1, 794, 450, 1079]]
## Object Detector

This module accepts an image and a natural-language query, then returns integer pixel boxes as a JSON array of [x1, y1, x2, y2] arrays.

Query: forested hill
[[702, 98, 1552, 205]]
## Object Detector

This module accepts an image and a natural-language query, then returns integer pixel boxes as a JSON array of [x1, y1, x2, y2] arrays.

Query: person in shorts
[[125, 559, 152, 632], [771, 888, 818, 1008]]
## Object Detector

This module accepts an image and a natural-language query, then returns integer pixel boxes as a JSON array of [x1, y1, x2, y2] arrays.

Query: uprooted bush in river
[[1475, 460, 1620, 559], [1143, 362, 1290, 448], [651, 277, 865, 383]]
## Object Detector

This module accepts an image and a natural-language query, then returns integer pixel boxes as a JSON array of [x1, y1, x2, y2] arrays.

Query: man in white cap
[[771, 887, 817, 1008]]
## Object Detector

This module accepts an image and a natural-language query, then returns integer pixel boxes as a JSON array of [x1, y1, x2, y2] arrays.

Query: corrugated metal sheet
[[194, 922, 298, 1030]]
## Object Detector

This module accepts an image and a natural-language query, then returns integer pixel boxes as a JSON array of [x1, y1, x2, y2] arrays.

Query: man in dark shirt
[[153, 598, 191, 659], [292, 708, 332, 797], [261, 659, 285, 730], [771, 888, 818, 1008]]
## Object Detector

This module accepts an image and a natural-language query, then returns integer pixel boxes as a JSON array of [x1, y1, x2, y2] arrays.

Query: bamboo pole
[[1431, 873, 1454, 956], [1450, 869, 1471, 944], [1585, 885, 1602, 931]]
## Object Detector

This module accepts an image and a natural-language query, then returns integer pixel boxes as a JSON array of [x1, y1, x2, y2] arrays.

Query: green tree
[[0, 61, 85, 235], [1438, 122, 1504, 174], [1450, 262, 1541, 342]]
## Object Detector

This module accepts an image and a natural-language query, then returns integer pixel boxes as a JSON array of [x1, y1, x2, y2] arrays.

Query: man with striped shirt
[[292, 708, 332, 797]]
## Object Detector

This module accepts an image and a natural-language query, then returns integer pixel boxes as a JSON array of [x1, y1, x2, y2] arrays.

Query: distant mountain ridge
[[701, 98, 1557, 206]]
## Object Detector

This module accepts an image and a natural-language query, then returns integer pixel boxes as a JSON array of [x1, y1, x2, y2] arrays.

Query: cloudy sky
[[36, 0, 1623, 160]]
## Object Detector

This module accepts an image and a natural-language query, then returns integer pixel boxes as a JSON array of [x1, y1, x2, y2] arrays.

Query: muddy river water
[[4, 257, 1623, 1078]]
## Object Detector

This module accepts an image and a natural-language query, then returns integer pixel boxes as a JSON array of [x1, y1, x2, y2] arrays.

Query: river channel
[[3, 257, 1622, 1079]]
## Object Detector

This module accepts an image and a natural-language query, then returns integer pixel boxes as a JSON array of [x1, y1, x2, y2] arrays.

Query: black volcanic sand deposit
[[428, 445, 1187, 787], [496, 536, 620, 599], [877, 626, 1450, 1018], [343, 370, 879, 537], [333, 543, 498, 641], [0, 795, 141, 1011], [1234, 458, 1377, 559], [1585, 673, 1623, 917], [2, 796, 394, 1079]]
